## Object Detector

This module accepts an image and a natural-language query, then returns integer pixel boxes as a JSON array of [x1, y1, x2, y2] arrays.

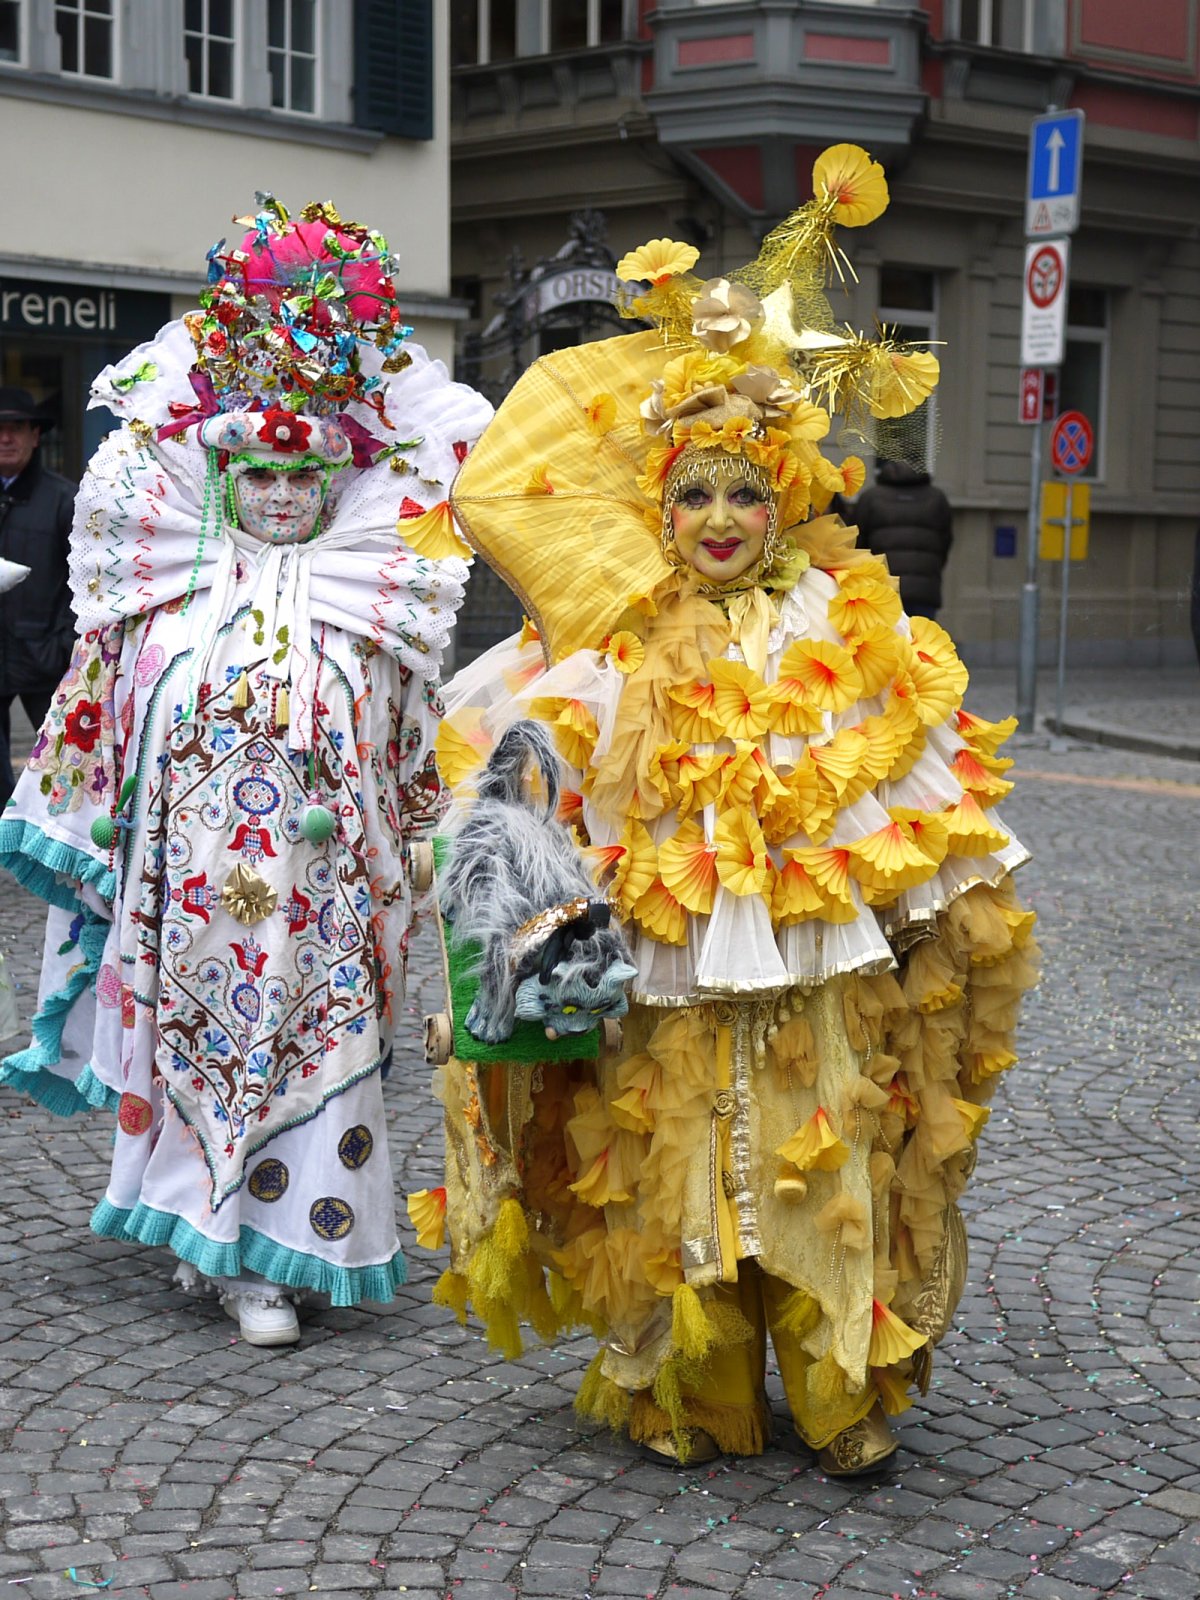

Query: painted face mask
[[231, 464, 327, 545]]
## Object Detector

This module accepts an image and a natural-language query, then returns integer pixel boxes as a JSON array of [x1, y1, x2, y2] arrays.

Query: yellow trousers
[[628, 1261, 875, 1455]]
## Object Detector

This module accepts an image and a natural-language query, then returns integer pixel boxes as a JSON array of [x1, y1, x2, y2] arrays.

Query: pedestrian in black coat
[[0, 388, 77, 806], [846, 458, 953, 619]]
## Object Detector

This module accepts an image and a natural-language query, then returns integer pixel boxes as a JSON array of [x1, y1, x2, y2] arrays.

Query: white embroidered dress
[[0, 323, 491, 1303]]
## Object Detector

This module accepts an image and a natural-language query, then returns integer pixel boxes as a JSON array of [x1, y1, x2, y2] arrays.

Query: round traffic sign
[[1050, 410, 1093, 475], [1027, 244, 1065, 309]]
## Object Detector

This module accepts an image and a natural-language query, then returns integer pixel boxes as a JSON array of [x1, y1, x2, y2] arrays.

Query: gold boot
[[638, 1427, 720, 1466], [816, 1402, 897, 1477]]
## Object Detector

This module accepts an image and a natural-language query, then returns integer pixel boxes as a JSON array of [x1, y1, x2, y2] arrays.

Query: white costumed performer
[[0, 198, 490, 1345]]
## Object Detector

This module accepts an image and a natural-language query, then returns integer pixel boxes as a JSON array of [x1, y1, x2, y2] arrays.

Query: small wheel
[[602, 1017, 623, 1056], [424, 1012, 453, 1064], [409, 841, 435, 892]]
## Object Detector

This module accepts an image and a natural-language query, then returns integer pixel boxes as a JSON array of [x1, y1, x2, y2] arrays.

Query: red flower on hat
[[63, 699, 103, 753], [257, 408, 312, 453]]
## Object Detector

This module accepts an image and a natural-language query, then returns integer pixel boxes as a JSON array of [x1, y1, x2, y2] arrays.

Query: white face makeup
[[232, 466, 326, 545], [669, 472, 772, 584]]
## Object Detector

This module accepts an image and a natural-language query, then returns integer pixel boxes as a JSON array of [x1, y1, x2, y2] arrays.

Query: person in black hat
[[0, 388, 76, 806]]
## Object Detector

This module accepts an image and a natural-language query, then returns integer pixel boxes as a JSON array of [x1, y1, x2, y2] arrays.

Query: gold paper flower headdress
[[616, 143, 939, 540], [449, 143, 939, 664]]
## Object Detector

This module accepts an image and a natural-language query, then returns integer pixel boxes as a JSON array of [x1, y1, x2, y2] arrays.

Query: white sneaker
[[221, 1287, 300, 1346]]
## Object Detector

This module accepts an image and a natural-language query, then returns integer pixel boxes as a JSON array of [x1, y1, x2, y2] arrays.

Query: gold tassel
[[232, 670, 249, 709], [275, 685, 289, 731]]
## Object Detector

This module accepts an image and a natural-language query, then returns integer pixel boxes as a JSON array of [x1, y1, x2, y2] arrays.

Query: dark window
[[488, 0, 516, 62], [1060, 289, 1108, 480], [0, 0, 20, 62], [550, 0, 588, 51], [185, 0, 237, 99], [268, 0, 318, 113], [879, 265, 936, 314], [56, 0, 114, 78], [450, 0, 478, 66]]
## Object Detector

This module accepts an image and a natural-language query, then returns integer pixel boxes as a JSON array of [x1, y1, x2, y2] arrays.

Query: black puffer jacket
[[0, 454, 77, 695], [849, 461, 953, 616]]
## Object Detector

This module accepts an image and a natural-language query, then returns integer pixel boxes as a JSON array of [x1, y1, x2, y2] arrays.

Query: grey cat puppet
[[439, 719, 638, 1044]]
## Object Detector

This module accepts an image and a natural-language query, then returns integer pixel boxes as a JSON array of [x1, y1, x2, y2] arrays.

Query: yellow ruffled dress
[[425, 504, 1038, 1457]]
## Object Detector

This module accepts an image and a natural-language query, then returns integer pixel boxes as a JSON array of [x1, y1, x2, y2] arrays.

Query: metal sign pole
[[1054, 477, 1073, 735], [1017, 414, 1044, 731]]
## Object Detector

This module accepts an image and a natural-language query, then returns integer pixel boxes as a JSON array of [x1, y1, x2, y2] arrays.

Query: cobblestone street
[[2, 676, 1199, 1600]]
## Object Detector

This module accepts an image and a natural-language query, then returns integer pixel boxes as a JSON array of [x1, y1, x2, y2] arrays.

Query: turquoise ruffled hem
[[90, 1199, 408, 1308], [0, 913, 110, 1118], [76, 1063, 121, 1112], [0, 816, 116, 914]]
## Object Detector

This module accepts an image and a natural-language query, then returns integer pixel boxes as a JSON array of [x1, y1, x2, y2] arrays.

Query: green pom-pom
[[90, 816, 117, 850], [300, 804, 336, 843]]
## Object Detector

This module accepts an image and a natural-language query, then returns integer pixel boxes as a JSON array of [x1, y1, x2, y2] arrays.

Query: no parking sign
[[1050, 411, 1093, 475]]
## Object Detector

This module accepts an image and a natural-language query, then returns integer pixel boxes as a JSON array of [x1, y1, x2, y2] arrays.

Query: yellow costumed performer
[[409, 145, 1039, 1473]]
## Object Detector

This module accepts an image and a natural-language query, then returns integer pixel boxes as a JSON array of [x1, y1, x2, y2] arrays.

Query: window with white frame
[[1059, 286, 1108, 482], [185, 0, 238, 99], [55, 0, 115, 79], [876, 265, 939, 473], [547, 0, 625, 52], [268, 0, 317, 113], [450, 0, 515, 66], [451, 0, 624, 65], [948, 0, 1065, 53], [0, 0, 22, 63]]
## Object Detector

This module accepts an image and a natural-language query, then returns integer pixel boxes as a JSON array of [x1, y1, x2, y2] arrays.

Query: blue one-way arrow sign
[[1026, 109, 1085, 236]]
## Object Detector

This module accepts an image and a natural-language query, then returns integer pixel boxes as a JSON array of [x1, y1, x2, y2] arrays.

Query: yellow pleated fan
[[434, 708, 492, 790], [527, 695, 600, 770], [718, 742, 788, 815], [657, 819, 719, 916], [708, 658, 775, 741], [776, 1106, 850, 1172], [808, 729, 870, 802], [873, 1364, 915, 1417], [942, 792, 1010, 858], [766, 679, 825, 738], [771, 854, 830, 927], [558, 788, 585, 831], [845, 627, 903, 700], [827, 579, 904, 642], [853, 715, 905, 788], [609, 817, 659, 912], [584, 392, 618, 435], [668, 678, 723, 744], [813, 143, 890, 228], [406, 1187, 447, 1252], [787, 845, 860, 922], [615, 237, 700, 285], [714, 807, 772, 898], [848, 819, 941, 902], [889, 806, 950, 869], [661, 746, 727, 817], [950, 747, 1015, 806], [606, 630, 645, 675], [776, 637, 864, 716], [953, 1098, 991, 1142], [896, 650, 963, 729], [526, 463, 555, 495], [397, 499, 472, 560], [633, 876, 689, 946], [868, 1299, 927, 1367], [867, 347, 940, 420], [955, 707, 1019, 757]]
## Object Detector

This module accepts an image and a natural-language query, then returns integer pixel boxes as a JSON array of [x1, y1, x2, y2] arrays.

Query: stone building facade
[[450, 0, 1200, 665]]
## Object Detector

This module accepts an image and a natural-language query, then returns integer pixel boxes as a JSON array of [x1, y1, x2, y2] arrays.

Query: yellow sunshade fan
[[450, 330, 676, 665]]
